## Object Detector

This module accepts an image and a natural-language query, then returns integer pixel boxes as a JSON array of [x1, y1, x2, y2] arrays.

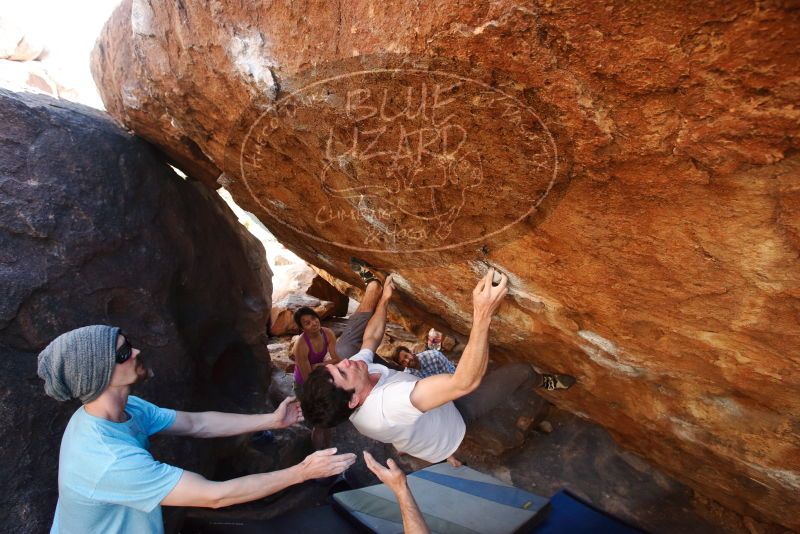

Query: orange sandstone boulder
[[92, 1, 800, 529]]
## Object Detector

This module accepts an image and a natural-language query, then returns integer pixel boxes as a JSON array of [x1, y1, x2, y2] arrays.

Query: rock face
[[0, 59, 64, 97], [0, 17, 45, 61], [91, 1, 799, 529], [0, 89, 272, 531], [306, 274, 350, 317], [0, 16, 82, 102], [269, 262, 346, 335]]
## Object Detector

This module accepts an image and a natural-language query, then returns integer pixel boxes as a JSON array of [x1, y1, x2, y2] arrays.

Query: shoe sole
[[350, 258, 383, 286]]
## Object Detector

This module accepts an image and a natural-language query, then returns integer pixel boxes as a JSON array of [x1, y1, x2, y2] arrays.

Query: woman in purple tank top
[[292, 307, 341, 385], [291, 307, 340, 450]]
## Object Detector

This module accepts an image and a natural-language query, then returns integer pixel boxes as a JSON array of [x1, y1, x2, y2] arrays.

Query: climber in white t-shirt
[[299, 268, 576, 466]]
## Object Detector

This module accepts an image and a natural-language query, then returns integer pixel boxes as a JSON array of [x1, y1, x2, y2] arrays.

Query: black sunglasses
[[115, 335, 133, 364]]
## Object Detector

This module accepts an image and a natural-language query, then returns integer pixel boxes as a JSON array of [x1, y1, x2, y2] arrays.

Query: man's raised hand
[[382, 274, 395, 301], [363, 451, 408, 494], [299, 448, 356, 480], [472, 268, 508, 320], [364, 451, 430, 534], [273, 396, 304, 428]]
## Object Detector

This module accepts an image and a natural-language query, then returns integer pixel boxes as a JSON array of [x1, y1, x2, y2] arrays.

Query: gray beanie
[[37, 325, 120, 403]]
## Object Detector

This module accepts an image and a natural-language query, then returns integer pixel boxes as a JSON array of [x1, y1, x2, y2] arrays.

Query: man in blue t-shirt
[[38, 325, 356, 533]]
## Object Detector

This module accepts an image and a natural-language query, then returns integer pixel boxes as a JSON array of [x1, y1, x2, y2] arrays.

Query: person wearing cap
[[38, 325, 356, 533]]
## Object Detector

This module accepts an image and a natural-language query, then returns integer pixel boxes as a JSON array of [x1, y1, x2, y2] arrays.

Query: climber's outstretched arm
[[410, 269, 507, 413]]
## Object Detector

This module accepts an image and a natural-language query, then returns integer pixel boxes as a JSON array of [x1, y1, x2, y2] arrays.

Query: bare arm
[[163, 448, 356, 509], [410, 269, 507, 413], [162, 396, 303, 438], [292, 336, 313, 382], [323, 328, 341, 365], [363, 451, 429, 534], [395, 485, 429, 534], [361, 276, 394, 353]]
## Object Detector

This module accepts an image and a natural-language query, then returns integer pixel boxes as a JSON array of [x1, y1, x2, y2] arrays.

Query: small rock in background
[[516, 415, 535, 432], [537, 420, 553, 434], [272, 255, 294, 266], [0, 16, 80, 101], [441, 335, 457, 352], [490, 466, 515, 486], [267, 339, 294, 372], [0, 16, 44, 61], [307, 274, 349, 316]]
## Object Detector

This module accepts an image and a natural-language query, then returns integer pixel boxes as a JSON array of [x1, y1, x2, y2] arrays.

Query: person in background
[[393, 345, 457, 379], [292, 305, 340, 451], [291, 306, 341, 385]]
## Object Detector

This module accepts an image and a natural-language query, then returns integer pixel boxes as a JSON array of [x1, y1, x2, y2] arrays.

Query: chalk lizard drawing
[[234, 62, 560, 253]]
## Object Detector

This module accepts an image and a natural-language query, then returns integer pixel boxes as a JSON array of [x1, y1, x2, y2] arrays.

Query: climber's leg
[[335, 279, 382, 358], [454, 363, 534, 423]]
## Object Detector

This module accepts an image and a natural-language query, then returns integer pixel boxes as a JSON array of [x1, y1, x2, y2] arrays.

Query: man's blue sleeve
[[127, 395, 177, 435], [92, 448, 184, 512]]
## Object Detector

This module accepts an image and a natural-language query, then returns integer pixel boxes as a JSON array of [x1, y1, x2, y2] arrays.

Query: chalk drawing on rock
[[227, 55, 567, 254]]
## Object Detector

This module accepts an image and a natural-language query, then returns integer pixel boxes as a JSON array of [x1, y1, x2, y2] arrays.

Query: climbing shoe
[[539, 373, 576, 391], [350, 258, 382, 286]]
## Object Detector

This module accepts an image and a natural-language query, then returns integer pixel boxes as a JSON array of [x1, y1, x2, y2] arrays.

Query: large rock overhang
[[91, 1, 800, 529]]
